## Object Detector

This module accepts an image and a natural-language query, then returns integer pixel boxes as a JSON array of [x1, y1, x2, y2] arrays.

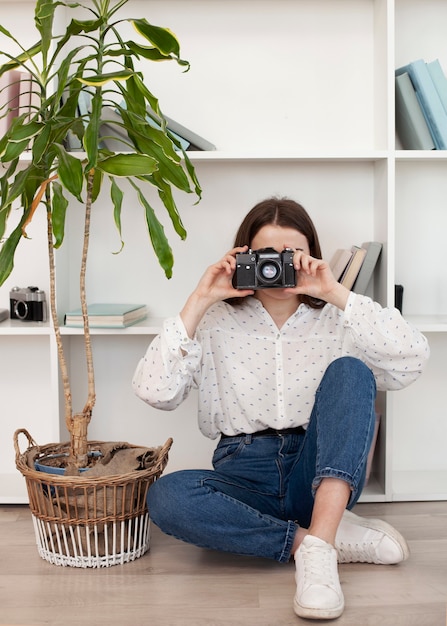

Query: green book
[[64, 303, 147, 328]]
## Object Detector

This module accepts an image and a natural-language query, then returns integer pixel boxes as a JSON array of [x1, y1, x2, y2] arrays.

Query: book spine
[[426, 59, 447, 115], [395, 73, 435, 150], [396, 59, 447, 150]]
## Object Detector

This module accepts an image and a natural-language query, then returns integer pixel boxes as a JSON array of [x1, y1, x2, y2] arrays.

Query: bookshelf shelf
[[0, 319, 53, 335], [404, 315, 447, 333], [0, 0, 445, 503], [186, 151, 390, 163], [395, 150, 447, 161]]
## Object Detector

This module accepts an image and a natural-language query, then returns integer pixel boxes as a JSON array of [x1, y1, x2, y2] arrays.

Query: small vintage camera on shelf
[[233, 247, 296, 290], [9, 286, 47, 322]]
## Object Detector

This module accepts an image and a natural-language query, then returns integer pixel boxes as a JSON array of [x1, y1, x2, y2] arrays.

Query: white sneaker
[[336, 510, 410, 564], [294, 535, 345, 620]]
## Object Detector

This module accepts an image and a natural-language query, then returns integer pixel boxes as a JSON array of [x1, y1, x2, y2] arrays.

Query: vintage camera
[[9, 286, 47, 322], [233, 247, 296, 290]]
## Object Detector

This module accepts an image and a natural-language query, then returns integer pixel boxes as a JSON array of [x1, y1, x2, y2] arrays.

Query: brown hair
[[230, 197, 325, 309]]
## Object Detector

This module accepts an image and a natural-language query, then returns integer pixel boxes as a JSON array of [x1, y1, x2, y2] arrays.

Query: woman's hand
[[287, 249, 350, 310], [180, 246, 254, 338], [194, 245, 254, 304]]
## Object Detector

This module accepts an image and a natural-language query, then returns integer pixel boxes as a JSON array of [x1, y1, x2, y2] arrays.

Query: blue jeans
[[147, 357, 377, 563]]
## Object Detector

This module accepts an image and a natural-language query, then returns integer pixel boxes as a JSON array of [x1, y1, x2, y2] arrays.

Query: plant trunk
[[46, 171, 96, 469]]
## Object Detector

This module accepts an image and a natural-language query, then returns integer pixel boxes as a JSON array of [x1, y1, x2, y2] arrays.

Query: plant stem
[[46, 187, 72, 431]]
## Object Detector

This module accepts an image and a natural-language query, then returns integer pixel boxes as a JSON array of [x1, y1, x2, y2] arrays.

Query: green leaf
[[54, 144, 83, 202], [90, 168, 103, 203], [143, 142, 191, 192], [131, 20, 181, 58], [78, 70, 134, 87], [0, 204, 11, 240], [136, 185, 174, 279], [124, 73, 163, 119], [51, 182, 68, 248], [51, 17, 104, 61], [98, 153, 158, 177], [125, 41, 175, 62], [0, 222, 23, 285], [8, 120, 42, 143], [153, 174, 187, 240], [0, 37, 41, 79], [31, 121, 54, 163], [3, 165, 39, 211], [35, 0, 57, 63], [1, 138, 31, 162], [182, 151, 202, 201], [110, 178, 124, 253], [84, 90, 102, 171]]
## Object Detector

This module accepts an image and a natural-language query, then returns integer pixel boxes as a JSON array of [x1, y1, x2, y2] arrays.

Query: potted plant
[[0, 0, 201, 567]]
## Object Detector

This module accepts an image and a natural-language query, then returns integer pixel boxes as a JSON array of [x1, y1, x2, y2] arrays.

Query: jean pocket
[[212, 438, 246, 468]]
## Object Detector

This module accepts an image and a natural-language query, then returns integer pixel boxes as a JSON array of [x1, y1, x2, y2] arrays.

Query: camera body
[[233, 247, 296, 290], [10, 286, 47, 322]]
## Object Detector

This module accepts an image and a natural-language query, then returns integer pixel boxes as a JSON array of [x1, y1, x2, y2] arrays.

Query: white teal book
[[64, 303, 147, 328], [396, 59, 447, 150], [395, 72, 435, 150]]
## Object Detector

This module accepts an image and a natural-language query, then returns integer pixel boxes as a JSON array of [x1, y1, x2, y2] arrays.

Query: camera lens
[[14, 301, 29, 320], [258, 260, 280, 282]]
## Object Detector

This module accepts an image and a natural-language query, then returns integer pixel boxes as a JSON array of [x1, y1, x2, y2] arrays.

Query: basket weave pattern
[[14, 429, 172, 568]]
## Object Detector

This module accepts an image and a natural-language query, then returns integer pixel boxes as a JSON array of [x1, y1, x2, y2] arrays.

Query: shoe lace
[[337, 540, 376, 563], [302, 544, 337, 586]]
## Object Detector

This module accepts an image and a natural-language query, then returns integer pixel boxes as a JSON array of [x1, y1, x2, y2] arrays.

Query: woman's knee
[[323, 356, 376, 390], [147, 469, 209, 530]]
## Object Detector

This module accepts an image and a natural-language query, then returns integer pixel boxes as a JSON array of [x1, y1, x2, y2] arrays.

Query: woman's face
[[249, 224, 310, 303]]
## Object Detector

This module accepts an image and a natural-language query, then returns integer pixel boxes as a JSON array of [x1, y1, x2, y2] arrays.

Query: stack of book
[[63, 92, 216, 152], [395, 58, 447, 150], [98, 104, 216, 153], [329, 241, 383, 294], [64, 303, 147, 328]]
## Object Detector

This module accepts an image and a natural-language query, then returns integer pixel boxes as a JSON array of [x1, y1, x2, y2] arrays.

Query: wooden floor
[[1, 501, 446, 626]]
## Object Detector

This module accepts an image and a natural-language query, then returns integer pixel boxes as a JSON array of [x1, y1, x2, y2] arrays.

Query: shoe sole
[[293, 596, 344, 620], [338, 510, 410, 564]]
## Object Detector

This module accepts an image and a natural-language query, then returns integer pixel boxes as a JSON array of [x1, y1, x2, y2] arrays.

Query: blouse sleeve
[[132, 314, 202, 409], [342, 292, 430, 390]]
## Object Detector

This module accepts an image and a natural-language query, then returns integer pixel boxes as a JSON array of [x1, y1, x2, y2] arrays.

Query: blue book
[[396, 59, 447, 149], [426, 59, 447, 115], [64, 303, 147, 328]]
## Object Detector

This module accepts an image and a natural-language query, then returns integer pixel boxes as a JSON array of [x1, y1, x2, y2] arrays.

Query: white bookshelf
[[0, 0, 445, 503]]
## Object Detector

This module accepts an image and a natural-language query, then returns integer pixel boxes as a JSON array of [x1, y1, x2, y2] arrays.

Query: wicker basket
[[14, 429, 172, 568]]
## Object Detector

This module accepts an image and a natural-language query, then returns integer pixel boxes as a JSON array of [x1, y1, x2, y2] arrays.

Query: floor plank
[[0, 502, 446, 625]]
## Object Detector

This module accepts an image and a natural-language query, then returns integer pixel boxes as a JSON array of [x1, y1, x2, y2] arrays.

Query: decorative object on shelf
[[0, 0, 201, 565], [395, 284, 404, 314]]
